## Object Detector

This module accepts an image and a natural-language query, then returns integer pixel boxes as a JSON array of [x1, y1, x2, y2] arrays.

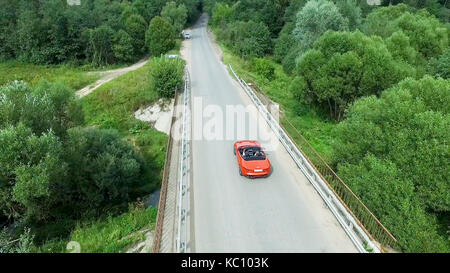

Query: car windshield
[[239, 146, 266, 161]]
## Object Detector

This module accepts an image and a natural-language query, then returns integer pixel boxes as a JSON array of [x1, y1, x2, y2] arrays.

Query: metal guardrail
[[229, 64, 397, 253], [152, 85, 179, 253], [281, 118, 398, 249], [176, 68, 191, 253]]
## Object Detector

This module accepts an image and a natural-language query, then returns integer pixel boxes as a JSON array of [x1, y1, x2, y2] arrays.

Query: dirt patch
[[76, 58, 149, 98], [135, 98, 174, 135], [125, 229, 155, 253]]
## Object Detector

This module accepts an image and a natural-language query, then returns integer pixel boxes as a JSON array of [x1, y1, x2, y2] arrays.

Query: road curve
[[188, 15, 357, 253]]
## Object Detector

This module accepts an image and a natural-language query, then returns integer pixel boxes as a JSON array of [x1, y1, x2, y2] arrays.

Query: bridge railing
[[152, 86, 179, 253], [229, 64, 397, 252], [176, 68, 191, 253]]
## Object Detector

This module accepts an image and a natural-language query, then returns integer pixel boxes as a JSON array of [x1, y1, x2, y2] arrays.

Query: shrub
[[296, 31, 415, 120], [0, 81, 84, 137], [334, 76, 450, 252], [63, 128, 146, 215], [251, 58, 275, 80], [146, 16, 176, 57], [150, 57, 185, 98], [0, 227, 35, 253]]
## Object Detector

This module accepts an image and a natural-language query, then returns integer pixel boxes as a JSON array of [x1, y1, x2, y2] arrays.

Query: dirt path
[[76, 57, 149, 98]]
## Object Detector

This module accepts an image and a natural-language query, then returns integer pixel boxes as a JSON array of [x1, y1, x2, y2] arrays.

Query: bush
[[150, 57, 185, 98], [63, 128, 146, 215], [282, 45, 303, 74], [0, 81, 84, 137], [251, 58, 275, 80], [334, 76, 450, 252], [146, 16, 176, 57], [0, 227, 35, 253], [296, 31, 415, 120]]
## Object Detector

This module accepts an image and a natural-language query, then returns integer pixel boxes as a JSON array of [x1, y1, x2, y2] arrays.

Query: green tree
[[161, 1, 188, 34], [427, 49, 450, 79], [220, 20, 272, 59], [124, 14, 148, 56], [85, 25, 116, 66], [211, 2, 233, 28], [296, 31, 414, 120], [0, 81, 84, 137], [334, 76, 450, 252], [293, 0, 349, 52], [113, 30, 135, 63], [146, 16, 176, 56], [363, 4, 448, 61], [63, 128, 146, 214], [0, 123, 67, 222], [336, 0, 362, 30]]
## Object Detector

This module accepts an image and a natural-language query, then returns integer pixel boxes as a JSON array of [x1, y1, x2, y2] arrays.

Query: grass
[[0, 61, 101, 90], [81, 59, 168, 195], [218, 43, 338, 162], [39, 205, 157, 253]]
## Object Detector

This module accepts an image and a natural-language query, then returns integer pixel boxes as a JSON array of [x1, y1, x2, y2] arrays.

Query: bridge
[[152, 15, 396, 253]]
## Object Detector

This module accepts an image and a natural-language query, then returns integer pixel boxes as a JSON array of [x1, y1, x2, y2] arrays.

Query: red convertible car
[[234, 140, 272, 178]]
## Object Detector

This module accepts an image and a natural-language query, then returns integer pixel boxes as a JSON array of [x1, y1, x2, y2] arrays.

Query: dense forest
[[0, 0, 201, 65], [205, 0, 449, 252], [0, 0, 198, 252]]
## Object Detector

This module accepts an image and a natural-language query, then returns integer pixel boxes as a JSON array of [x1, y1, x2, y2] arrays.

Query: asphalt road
[[188, 15, 357, 253]]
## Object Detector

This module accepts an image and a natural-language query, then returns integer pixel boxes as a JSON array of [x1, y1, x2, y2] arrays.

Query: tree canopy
[[334, 76, 450, 252]]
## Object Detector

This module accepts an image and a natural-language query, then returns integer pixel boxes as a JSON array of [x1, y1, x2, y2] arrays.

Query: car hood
[[241, 159, 270, 170]]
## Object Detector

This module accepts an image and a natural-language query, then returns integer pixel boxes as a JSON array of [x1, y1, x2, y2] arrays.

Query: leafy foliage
[[334, 77, 450, 252], [161, 1, 188, 34], [293, 0, 349, 52], [113, 30, 135, 63], [146, 16, 176, 57], [0, 0, 201, 65], [0, 81, 149, 228], [363, 4, 448, 62], [218, 20, 272, 59], [296, 31, 415, 120], [251, 58, 275, 80], [428, 49, 450, 79], [124, 14, 148, 56], [150, 57, 185, 98]]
